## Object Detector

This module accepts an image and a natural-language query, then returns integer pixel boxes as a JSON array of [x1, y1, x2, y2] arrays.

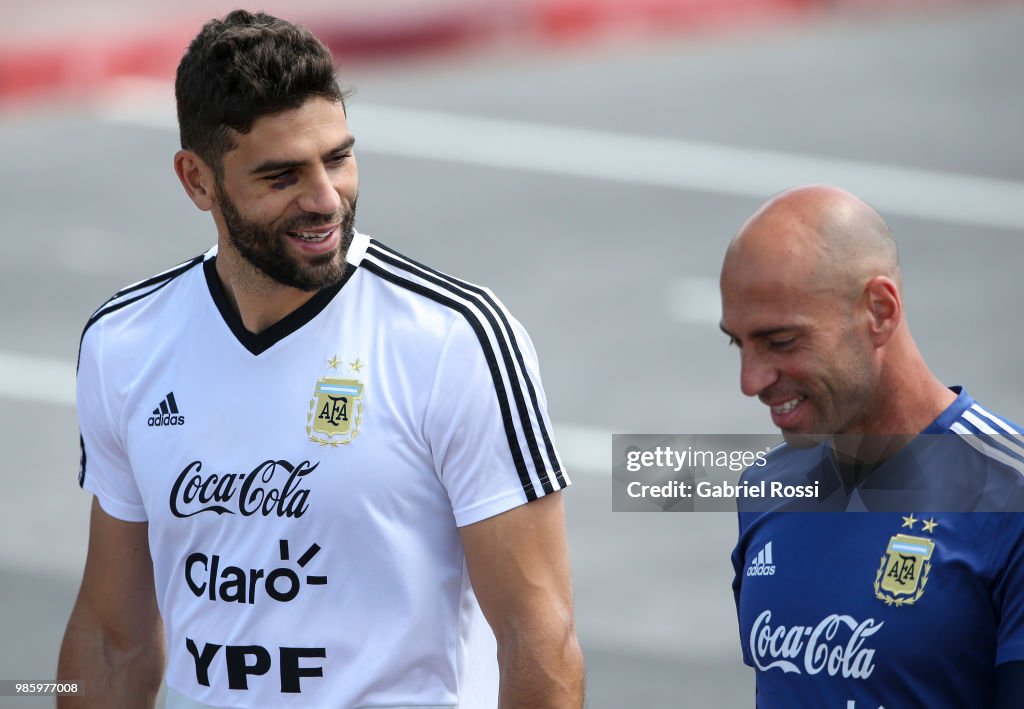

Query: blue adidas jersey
[[732, 388, 1024, 708]]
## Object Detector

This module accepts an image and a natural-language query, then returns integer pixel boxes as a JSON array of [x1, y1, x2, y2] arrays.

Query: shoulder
[[944, 400, 1024, 507], [351, 233, 534, 354], [79, 249, 210, 352], [350, 236, 564, 504], [950, 399, 1024, 436], [942, 393, 1024, 475]]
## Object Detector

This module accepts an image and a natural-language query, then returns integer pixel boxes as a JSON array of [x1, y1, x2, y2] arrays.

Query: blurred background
[[2, 0, 1022, 706]]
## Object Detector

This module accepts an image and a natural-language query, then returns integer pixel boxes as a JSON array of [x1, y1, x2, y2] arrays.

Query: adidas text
[[149, 414, 186, 427], [149, 392, 184, 427]]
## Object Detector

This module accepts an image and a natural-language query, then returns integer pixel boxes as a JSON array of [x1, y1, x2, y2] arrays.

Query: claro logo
[[185, 540, 326, 605]]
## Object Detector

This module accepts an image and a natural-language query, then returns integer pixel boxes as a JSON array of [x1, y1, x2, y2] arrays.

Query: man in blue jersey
[[719, 185, 1024, 708]]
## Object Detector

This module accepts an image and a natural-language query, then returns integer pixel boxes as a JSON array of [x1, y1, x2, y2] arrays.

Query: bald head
[[723, 185, 900, 300], [719, 185, 917, 436], [719, 185, 955, 439]]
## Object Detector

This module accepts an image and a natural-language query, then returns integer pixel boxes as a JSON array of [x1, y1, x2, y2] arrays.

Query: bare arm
[[57, 497, 164, 708], [460, 491, 585, 708]]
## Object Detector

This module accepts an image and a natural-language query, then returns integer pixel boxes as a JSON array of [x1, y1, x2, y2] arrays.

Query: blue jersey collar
[[920, 386, 972, 434]]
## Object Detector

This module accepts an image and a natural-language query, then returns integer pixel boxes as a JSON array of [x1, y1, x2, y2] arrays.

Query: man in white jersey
[[57, 10, 584, 708], [720, 185, 1024, 708]]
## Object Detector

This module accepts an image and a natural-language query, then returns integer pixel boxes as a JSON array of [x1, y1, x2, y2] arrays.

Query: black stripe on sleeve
[[367, 248, 554, 494], [78, 433, 86, 488], [367, 242, 565, 490], [80, 254, 206, 365], [87, 255, 205, 324], [107, 256, 207, 300], [361, 260, 539, 501]]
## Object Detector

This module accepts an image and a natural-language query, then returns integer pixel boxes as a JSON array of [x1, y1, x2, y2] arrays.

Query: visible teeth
[[293, 230, 332, 242], [772, 397, 804, 415]]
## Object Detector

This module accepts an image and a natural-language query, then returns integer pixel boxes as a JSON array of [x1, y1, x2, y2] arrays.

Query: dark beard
[[217, 187, 357, 292]]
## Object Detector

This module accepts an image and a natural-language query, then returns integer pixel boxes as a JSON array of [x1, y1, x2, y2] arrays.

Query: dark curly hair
[[175, 10, 350, 175]]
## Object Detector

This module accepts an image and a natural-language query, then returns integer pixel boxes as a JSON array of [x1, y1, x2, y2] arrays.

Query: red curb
[[311, 11, 498, 62], [0, 10, 495, 106], [0, 26, 194, 104], [533, 0, 818, 41], [3, 0, 973, 106]]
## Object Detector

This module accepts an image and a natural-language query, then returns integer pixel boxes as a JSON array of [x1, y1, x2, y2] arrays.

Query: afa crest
[[306, 371, 364, 447], [873, 533, 934, 607]]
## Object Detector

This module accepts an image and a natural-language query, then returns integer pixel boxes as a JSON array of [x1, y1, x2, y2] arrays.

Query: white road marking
[[98, 88, 1024, 232], [0, 351, 76, 407], [0, 350, 613, 474]]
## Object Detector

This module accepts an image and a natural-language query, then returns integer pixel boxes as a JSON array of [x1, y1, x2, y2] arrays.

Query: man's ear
[[174, 150, 216, 212], [863, 276, 902, 347]]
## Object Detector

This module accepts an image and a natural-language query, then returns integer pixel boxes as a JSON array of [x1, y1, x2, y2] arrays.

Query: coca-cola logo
[[169, 459, 317, 518], [750, 610, 883, 679]]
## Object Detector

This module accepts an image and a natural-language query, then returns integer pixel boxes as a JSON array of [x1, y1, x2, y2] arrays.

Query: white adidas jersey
[[76, 232, 569, 708]]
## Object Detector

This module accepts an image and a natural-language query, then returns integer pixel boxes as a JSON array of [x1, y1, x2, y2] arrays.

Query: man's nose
[[297, 166, 342, 215], [740, 350, 777, 398]]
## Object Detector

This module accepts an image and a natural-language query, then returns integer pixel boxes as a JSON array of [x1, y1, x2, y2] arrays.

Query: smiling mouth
[[288, 227, 336, 242], [771, 396, 806, 415]]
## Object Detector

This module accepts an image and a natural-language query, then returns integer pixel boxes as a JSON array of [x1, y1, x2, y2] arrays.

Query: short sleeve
[[424, 311, 568, 527], [77, 320, 147, 522], [995, 514, 1024, 665]]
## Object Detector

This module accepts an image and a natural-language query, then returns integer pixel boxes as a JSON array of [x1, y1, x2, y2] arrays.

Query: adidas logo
[[147, 392, 185, 427], [746, 541, 776, 577]]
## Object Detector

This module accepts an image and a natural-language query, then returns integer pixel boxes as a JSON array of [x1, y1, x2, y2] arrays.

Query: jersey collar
[[203, 255, 356, 356], [921, 386, 972, 434]]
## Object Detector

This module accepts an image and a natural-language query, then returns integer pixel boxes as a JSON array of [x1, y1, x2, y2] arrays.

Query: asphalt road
[[1, 3, 1022, 707]]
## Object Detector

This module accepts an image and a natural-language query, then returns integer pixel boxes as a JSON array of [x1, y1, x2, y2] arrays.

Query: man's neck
[[867, 354, 957, 437], [214, 249, 317, 334], [830, 353, 957, 476]]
